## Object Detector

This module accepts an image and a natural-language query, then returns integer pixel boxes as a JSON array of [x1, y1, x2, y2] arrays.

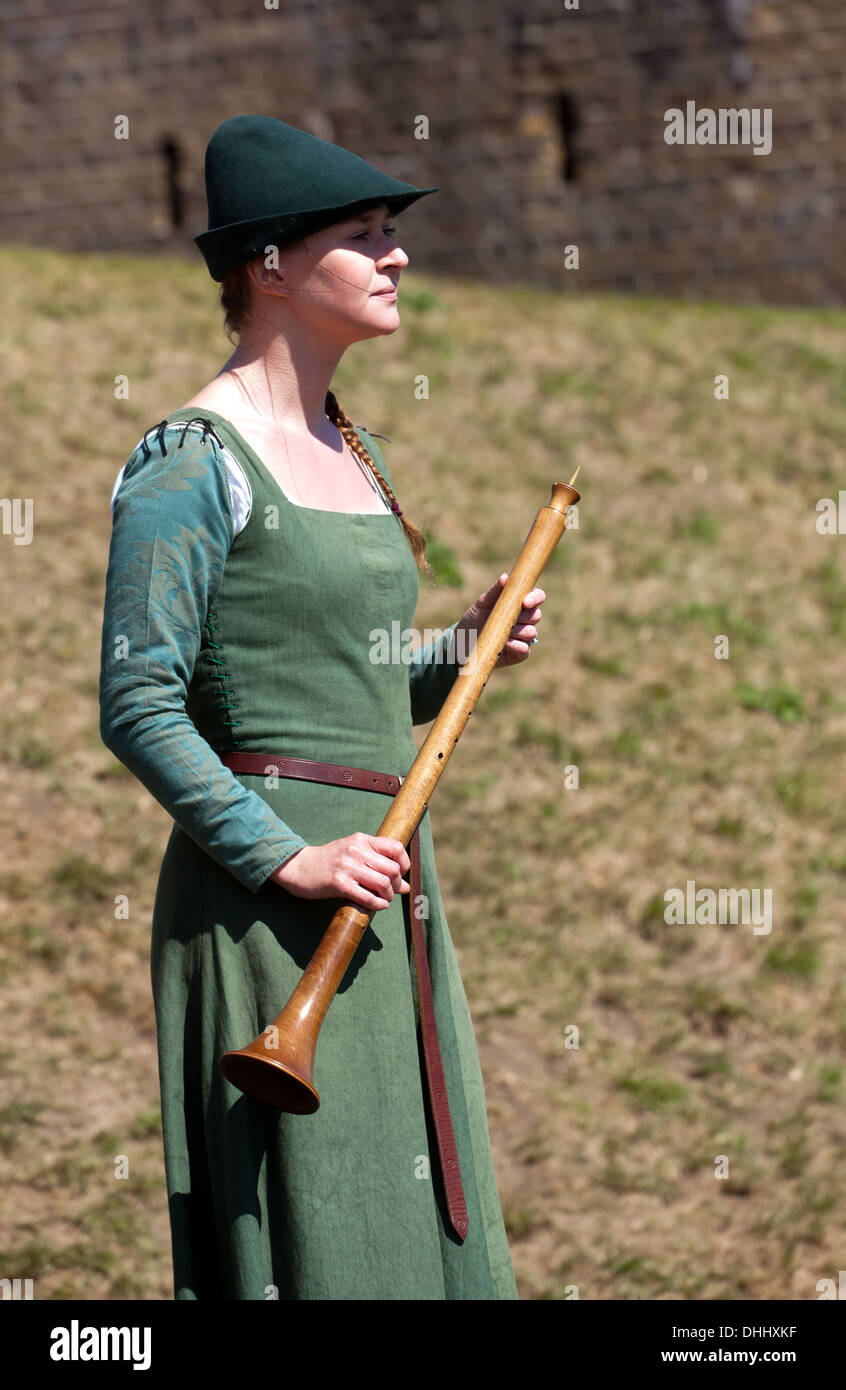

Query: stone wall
[[0, 0, 841, 304]]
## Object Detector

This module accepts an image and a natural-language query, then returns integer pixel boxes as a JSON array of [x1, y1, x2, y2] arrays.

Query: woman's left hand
[[454, 573, 546, 670]]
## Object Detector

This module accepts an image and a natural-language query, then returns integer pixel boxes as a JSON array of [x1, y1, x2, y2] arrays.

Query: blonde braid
[[325, 390, 434, 581]]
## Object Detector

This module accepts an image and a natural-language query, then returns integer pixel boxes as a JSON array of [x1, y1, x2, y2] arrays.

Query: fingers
[[501, 623, 539, 662], [345, 835, 410, 911], [490, 573, 546, 617], [276, 836, 414, 911], [477, 574, 508, 605], [509, 608, 543, 641], [376, 837, 410, 877], [520, 587, 546, 609], [367, 848, 410, 895]]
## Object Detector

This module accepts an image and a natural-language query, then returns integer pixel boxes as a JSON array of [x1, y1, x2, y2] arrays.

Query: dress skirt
[[152, 777, 518, 1300]]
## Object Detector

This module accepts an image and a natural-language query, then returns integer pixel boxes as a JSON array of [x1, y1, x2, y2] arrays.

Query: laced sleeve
[[99, 418, 309, 893]]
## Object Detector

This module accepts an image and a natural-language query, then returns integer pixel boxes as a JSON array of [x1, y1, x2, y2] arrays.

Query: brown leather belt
[[219, 750, 469, 1243]]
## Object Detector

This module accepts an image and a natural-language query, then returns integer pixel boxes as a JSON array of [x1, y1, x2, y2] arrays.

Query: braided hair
[[219, 262, 434, 580]]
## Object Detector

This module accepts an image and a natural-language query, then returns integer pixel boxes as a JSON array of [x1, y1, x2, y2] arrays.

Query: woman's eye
[[353, 227, 397, 240]]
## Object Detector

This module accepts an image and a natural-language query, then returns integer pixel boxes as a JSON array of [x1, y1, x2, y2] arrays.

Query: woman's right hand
[[268, 832, 411, 911]]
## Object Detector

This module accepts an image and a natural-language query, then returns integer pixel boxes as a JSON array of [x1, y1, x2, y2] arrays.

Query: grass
[[0, 243, 845, 1300]]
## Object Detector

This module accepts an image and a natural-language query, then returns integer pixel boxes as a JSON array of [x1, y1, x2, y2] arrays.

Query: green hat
[[194, 114, 439, 281]]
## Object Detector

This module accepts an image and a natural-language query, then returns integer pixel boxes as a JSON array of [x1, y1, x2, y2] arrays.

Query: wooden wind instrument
[[218, 473, 581, 1111]]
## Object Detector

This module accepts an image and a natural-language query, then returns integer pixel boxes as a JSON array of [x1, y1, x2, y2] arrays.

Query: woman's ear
[[245, 253, 289, 302]]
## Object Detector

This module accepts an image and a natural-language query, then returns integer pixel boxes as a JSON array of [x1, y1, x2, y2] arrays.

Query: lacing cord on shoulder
[[139, 415, 225, 461], [176, 415, 226, 452]]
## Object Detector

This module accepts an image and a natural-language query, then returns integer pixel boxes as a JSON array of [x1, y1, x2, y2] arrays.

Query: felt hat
[[194, 114, 439, 281]]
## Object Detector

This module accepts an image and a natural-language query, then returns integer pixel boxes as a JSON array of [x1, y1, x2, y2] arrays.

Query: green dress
[[99, 406, 518, 1300]]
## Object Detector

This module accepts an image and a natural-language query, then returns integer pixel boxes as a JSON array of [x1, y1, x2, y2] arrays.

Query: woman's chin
[[361, 309, 401, 339]]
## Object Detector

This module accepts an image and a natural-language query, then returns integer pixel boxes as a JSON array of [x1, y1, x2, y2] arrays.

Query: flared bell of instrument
[[219, 1043, 321, 1113]]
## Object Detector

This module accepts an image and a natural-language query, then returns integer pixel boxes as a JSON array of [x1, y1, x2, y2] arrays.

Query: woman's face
[[254, 203, 410, 344]]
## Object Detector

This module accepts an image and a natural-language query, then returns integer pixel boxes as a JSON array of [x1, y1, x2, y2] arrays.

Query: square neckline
[[171, 406, 397, 519]]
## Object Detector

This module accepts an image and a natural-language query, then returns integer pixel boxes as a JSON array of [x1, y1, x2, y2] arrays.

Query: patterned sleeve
[[354, 426, 463, 726], [99, 422, 310, 893]]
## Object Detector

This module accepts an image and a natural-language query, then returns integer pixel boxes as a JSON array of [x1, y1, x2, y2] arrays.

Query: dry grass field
[[0, 243, 844, 1300]]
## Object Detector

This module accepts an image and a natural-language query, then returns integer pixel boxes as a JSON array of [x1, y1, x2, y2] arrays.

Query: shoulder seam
[[165, 419, 253, 538], [114, 420, 244, 542]]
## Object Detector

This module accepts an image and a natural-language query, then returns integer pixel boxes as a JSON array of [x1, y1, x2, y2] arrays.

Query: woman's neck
[[217, 330, 345, 441]]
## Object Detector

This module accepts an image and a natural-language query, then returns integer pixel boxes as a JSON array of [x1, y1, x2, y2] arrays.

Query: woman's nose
[[385, 242, 409, 269]]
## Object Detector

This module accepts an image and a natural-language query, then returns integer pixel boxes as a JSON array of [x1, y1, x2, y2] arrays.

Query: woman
[[100, 115, 545, 1300]]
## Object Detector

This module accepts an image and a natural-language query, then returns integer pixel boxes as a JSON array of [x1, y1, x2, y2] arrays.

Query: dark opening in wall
[[555, 93, 579, 183], [160, 136, 184, 230]]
